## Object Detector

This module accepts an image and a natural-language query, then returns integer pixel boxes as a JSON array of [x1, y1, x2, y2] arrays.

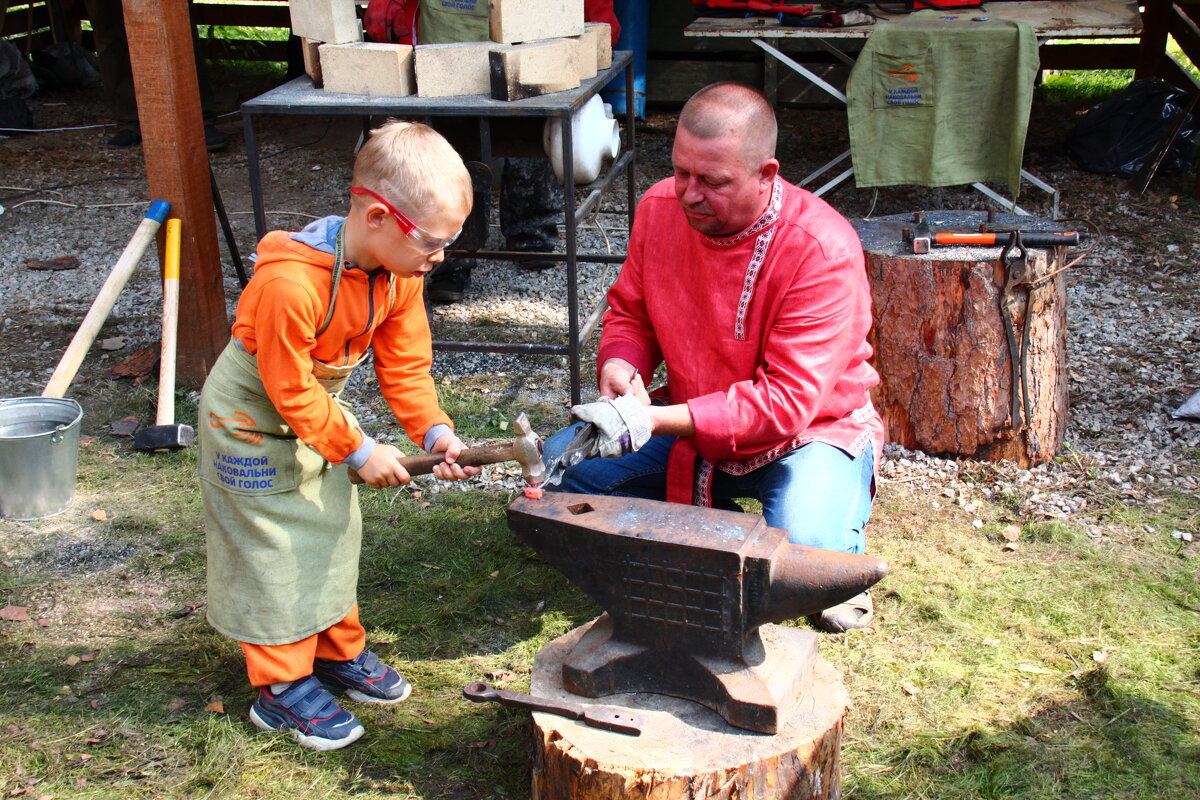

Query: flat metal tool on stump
[[462, 681, 642, 736]]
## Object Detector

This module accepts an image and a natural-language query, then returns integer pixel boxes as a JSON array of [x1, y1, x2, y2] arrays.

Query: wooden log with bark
[[853, 211, 1073, 467], [527, 621, 849, 800]]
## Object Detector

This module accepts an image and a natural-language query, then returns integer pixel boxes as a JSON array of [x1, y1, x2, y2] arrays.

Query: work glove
[[569, 394, 652, 458]]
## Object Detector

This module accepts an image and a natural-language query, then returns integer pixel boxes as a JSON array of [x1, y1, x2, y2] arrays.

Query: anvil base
[[561, 614, 817, 734]]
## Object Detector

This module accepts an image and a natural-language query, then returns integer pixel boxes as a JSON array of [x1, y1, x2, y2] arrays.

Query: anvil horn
[[748, 544, 889, 630]]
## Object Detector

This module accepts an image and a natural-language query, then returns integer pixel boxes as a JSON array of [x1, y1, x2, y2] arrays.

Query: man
[[545, 82, 884, 632]]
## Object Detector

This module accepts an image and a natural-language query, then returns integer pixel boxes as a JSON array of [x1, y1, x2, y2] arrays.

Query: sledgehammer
[[135, 218, 194, 452], [349, 413, 544, 486]]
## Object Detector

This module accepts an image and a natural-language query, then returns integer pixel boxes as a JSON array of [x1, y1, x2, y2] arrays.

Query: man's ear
[[759, 158, 780, 187]]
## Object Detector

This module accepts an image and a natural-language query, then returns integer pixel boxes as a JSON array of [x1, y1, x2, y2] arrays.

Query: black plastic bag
[[1067, 78, 1199, 177]]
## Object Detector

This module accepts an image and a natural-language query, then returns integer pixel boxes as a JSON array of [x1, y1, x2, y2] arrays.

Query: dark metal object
[[911, 211, 932, 253], [997, 231, 1037, 455], [240, 53, 636, 406], [209, 164, 247, 288], [507, 492, 888, 733], [463, 681, 642, 736], [133, 423, 195, 451], [541, 422, 599, 487]]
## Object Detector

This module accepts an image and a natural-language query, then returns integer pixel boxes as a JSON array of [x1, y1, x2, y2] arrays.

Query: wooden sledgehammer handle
[[156, 218, 182, 426], [43, 200, 171, 398]]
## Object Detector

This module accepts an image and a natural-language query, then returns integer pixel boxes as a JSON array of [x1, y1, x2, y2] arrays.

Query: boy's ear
[[362, 202, 389, 230]]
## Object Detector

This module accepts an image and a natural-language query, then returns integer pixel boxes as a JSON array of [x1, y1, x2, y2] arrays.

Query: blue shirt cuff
[[423, 424, 453, 453], [343, 435, 375, 470]]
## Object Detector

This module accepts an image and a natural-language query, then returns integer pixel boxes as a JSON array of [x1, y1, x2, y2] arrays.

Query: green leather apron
[[199, 234, 394, 645]]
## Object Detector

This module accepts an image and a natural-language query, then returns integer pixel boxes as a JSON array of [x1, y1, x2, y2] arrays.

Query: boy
[[198, 121, 479, 751]]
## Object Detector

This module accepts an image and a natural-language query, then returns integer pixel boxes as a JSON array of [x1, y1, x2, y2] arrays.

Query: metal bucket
[[0, 397, 84, 520]]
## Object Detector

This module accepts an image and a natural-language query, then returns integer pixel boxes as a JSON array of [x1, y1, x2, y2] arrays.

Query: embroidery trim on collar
[[723, 178, 783, 340]]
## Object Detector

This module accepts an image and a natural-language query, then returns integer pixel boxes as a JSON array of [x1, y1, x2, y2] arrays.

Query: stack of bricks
[[290, 0, 612, 101]]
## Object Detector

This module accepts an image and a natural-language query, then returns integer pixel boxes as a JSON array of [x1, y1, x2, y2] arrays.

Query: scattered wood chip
[[493, 617, 506, 626], [900, 681, 920, 696], [419, 563, 445, 571], [0, 606, 30, 622], [166, 697, 187, 712], [25, 255, 79, 271], [63, 656, 80, 667], [111, 345, 159, 379], [1002, 524, 1022, 542], [489, 570, 500, 579], [36, 619, 50, 627], [487, 669, 517, 683], [1092, 650, 1109, 664], [981, 637, 1001, 646], [1002, 542, 1019, 552], [91, 509, 107, 522], [79, 653, 94, 662], [98, 337, 125, 351], [204, 700, 225, 714], [533, 600, 545, 613]]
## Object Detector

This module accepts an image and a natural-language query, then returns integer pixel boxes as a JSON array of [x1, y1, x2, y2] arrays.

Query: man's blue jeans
[[543, 424, 875, 554]]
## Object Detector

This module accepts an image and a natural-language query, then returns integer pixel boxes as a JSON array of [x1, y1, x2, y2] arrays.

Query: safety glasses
[[350, 187, 461, 253]]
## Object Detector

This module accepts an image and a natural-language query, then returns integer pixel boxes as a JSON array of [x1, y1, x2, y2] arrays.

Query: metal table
[[241, 52, 636, 404]]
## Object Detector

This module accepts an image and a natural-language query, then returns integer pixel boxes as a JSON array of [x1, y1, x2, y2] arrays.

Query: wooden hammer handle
[[43, 200, 171, 398], [349, 442, 516, 484]]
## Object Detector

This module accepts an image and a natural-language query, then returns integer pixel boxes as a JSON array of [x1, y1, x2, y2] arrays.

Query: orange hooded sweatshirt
[[231, 225, 450, 464]]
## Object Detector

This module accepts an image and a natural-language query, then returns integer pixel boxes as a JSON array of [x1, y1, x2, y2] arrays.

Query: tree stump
[[529, 621, 849, 800], [853, 211, 1071, 467]]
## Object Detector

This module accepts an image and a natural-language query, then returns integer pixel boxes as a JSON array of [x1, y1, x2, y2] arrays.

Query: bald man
[[543, 82, 885, 632]]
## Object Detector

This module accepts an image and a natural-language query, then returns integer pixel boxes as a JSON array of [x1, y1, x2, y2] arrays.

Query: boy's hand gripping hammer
[[349, 413, 544, 485]]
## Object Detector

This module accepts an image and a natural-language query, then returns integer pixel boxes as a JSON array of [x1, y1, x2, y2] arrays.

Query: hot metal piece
[[507, 492, 888, 733]]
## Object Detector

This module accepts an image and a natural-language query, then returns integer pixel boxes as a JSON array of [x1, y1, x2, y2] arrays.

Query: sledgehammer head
[[134, 423, 195, 452]]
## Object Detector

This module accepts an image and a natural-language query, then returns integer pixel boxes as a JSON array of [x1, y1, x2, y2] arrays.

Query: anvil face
[[507, 492, 888, 733]]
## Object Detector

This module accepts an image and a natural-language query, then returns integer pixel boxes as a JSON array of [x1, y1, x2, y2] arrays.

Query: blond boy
[[198, 121, 478, 750]]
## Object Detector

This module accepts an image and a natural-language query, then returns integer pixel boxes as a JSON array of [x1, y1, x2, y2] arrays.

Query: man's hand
[[429, 433, 481, 481], [355, 444, 413, 488], [570, 393, 652, 457], [598, 358, 649, 404]]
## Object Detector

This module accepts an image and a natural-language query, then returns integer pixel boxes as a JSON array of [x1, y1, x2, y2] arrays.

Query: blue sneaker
[[249, 675, 365, 751], [313, 649, 412, 705]]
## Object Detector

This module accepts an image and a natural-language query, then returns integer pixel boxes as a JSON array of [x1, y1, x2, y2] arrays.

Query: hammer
[[134, 218, 195, 452], [349, 413, 544, 485]]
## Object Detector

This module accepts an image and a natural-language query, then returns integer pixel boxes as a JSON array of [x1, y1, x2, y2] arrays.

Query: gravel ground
[[1, 74, 1197, 521]]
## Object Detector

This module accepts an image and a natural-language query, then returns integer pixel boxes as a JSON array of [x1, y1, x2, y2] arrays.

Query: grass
[[1, 386, 1198, 799]]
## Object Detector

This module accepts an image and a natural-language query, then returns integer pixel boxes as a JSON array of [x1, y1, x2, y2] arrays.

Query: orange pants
[[240, 604, 366, 687]]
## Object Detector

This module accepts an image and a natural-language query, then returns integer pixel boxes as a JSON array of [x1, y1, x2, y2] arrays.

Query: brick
[[415, 42, 494, 98], [489, 39, 580, 101], [570, 28, 598, 80], [489, 0, 584, 45], [319, 43, 416, 97], [289, 0, 360, 44], [301, 38, 323, 88], [584, 21, 612, 70]]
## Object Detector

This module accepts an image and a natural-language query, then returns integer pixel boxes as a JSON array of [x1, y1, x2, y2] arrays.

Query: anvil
[[508, 492, 888, 734]]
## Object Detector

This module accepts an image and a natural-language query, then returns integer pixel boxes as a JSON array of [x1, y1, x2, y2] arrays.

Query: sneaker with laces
[[314, 649, 412, 705], [249, 675, 364, 751]]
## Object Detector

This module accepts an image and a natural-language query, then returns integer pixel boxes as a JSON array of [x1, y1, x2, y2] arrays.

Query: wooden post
[[122, 0, 227, 386], [854, 211, 1069, 468], [528, 622, 848, 800]]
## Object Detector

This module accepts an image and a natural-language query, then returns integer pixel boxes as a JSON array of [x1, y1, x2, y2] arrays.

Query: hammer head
[[911, 216, 932, 254], [511, 413, 545, 485], [133, 423, 195, 452]]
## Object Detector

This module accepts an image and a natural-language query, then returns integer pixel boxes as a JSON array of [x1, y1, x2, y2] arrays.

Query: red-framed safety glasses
[[350, 186, 461, 253]]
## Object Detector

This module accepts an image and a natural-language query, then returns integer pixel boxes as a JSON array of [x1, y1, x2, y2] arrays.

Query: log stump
[[853, 211, 1070, 467], [529, 621, 849, 800]]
